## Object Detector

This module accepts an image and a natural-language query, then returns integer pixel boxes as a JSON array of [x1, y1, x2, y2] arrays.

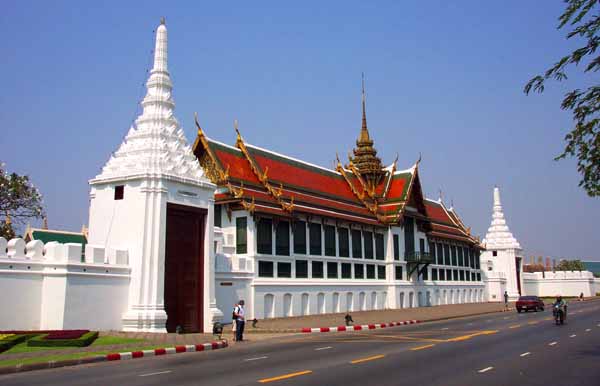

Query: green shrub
[[0, 334, 38, 353], [27, 331, 99, 348]]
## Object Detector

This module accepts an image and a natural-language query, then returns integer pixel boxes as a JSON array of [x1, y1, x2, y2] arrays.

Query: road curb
[[300, 320, 421, 333], [0, 340, 228, 376]]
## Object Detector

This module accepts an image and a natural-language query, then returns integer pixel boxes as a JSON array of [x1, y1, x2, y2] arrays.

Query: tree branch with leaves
[[0, 162, 45, 239], [525, 0, 600, 197]]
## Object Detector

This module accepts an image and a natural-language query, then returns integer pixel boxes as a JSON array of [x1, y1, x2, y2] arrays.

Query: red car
[[516, 296, 545, 312]]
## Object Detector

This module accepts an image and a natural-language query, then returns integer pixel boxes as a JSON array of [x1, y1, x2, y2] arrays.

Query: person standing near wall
[[234, 300, 246, 342], [504, 291, 509, 311], [231, 302, 238, 341]]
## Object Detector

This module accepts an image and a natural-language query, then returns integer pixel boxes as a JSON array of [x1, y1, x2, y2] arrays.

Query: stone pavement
[[248, 302, 515, 331]]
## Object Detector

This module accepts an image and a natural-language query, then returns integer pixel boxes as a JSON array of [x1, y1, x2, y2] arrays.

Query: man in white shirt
[[234, 300, 245, 342]]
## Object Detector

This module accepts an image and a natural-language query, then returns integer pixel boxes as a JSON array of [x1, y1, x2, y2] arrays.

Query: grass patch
[[2, 335, 147, 354], [0, 345, 164, 368]]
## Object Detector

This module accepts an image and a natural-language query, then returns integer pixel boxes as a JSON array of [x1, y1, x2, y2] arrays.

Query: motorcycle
[[553, 304, 565, 325]]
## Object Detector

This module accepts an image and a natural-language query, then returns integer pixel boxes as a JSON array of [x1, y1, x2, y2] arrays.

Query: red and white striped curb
[[300, 320, 421, 333], [105, 340, 228, 361]]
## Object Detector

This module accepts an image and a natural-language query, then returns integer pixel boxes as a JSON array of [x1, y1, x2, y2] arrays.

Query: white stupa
[[87, 18, 221, 332], [481, 186, 524, 301]]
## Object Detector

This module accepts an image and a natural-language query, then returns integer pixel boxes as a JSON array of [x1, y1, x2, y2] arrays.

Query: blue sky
[[1, 1, 598, 260]]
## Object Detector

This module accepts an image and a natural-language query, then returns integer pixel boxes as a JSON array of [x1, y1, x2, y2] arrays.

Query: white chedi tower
[[481, 187, 524, 301], [88, 18, 222, 332]]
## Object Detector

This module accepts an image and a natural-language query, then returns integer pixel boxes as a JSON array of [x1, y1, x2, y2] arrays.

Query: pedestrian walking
[[504, 291, 509, 311], [234, 300, 246, 342]]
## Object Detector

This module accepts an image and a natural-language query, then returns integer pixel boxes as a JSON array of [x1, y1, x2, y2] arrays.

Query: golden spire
[[350, 73, 384, 192], [42, 216, 48, 230], [5, 212, 11, 226]]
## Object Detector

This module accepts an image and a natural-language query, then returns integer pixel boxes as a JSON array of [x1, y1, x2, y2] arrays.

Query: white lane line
[[314, 346, 333, 351], [520, 352, 531, 357], [244, 356, 268, 362], [549, 341, 558, 346], [586, 329, 591, 332], [478, 367, 494, 373], [570, 334, 577, 338], [139, 370, 172, 377], [503, 317, 509, 320], [467, 323, 474, 326], [441, 327, 449, 330]]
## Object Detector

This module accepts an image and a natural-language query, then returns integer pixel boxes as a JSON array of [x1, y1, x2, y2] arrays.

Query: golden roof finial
[[42, 216, 48, 230], [234, 119, 242, 143], [5, 212, 11, 226]]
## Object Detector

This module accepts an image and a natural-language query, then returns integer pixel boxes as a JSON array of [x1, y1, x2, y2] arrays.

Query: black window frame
[[377, 265, 386, 279], [366, 264, 376, 279], [277, 262, 292, 278], [236, 217, 247, 254], [395, 265, 403, 280], [354, 264, 364, 279], [437, 243, 444, 265], [444, 244, 451, 265], [312, 261, 324, 278], [309, 223, 322, 256], [351, 229, 362, 259], [363, 231, 374, 259], [275, 221, 290, 256], [258, 260, 273, 277], [341, 262, 352, 278], [432, 268, 438, 281], [324, 225, 336, 257], [327, 261, 338, 279], [257, 218, 273, 255], [393, 234, 400, 260], [338, 227, 350, 257], [375, 233, 384, 260], [293, 221, 307, 254], [295, 260, 308, 278], [214, 204, 222, 227]]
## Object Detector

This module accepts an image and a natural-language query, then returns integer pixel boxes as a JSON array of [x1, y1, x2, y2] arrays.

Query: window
[[312, 261, 324, 278], [275, 221, 290, 256], [377, 265, 386, 279], [475, 252, 480, 269], [277, 262, 291, 278], [451, 246, 457, 266], [419, 238, 425, 254], [395, 265, 403, 280], [466, 270, 471, 281], [114, 185, 124, 200], [453, 269, 459, 281], [236, 217, 247, 254], [471, 272, 476, 281], [293, 221, 306, 254], [258, 261, 273, 277], [341, 263, 352, 278], [354, 264, 364, 279], [366, 264, 376, 279], [492, 250, 497, 257], [338, 227, 350, 257], [432, 268, 438, 281], [375, 233, 384, 260], [446, 269, 452, 281], [458, 247, 464, 266], [363, 231, 373, 259], [309, 223, 322, 255], [404, 217, 415, 255], [459, 270, 465, 281], [324, 225, 336, 256], [393, 234, 400, 260], [421, 268, 428, 280], [444, 244, 451, 265], [429, 242, 436, 262], [477, 272, 481, 281], [327, 262, 338, 278], [352, 229, 362, 258], [296, 260, 308, 278], [214, 205, 222, 227], [437, 243, 444, 265], [439, 269, 445, 280], [257, 218, 273, 255]]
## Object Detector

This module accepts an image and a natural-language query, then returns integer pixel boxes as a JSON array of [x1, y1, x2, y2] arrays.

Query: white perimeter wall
[[523, 271, 597, 297]]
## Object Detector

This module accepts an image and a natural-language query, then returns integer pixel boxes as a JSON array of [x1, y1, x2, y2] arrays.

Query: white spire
[[482, 186, 521, 250], [91, 18, 206, 185]]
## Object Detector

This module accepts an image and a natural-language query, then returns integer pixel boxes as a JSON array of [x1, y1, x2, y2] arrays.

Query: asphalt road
[[2, 300, 599, 386]]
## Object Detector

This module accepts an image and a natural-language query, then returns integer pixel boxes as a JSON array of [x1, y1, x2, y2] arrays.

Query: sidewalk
[[249, 302, 514, 332]]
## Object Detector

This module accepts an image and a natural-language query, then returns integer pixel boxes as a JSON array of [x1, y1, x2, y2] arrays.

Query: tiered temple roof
[[193, 90, 480, 247]]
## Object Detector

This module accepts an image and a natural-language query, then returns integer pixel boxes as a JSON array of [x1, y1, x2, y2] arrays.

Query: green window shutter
[[363, 231, 373, 259], [214, 204, 222, 227], [352, 229, 362, 258], [309, 223, 322, 255], [375, 233, 384, 260], [275, 221, 290, 256], [236, 217, 247, 254], [293, 221, 306, 254], [257, 218, 273, 255], [393, 234, 400, 260], [338, 228, 350, 257], [324, 225, 336, 256]]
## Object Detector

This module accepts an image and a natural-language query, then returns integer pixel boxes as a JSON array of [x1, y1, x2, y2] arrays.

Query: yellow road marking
[[258, 370, 312, 383], [410, 344, 435, 351], [528, 321, 539, 325], [509, 324, 521, 329], [444, 330, 498, 342], [350, 354, 385, 364]]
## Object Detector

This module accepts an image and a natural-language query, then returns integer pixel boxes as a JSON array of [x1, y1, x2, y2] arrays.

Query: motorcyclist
[[553, 295, 567, 323]]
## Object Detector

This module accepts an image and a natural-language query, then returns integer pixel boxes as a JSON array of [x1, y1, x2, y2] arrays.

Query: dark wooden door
[[164, 203, 206, 333]]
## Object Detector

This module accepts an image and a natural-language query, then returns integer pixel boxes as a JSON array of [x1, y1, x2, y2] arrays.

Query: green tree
[[524, 0, 600, 197], [555, 259, 586, 271], [0, 162, 44, 239]]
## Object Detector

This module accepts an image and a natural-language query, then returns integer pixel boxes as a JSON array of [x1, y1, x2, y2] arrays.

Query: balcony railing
[[404, 251, 434, 264]]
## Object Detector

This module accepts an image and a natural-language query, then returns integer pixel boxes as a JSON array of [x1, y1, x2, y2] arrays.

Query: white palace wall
[[0, 237, 130, 331], [523, 271, 599, 298]]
